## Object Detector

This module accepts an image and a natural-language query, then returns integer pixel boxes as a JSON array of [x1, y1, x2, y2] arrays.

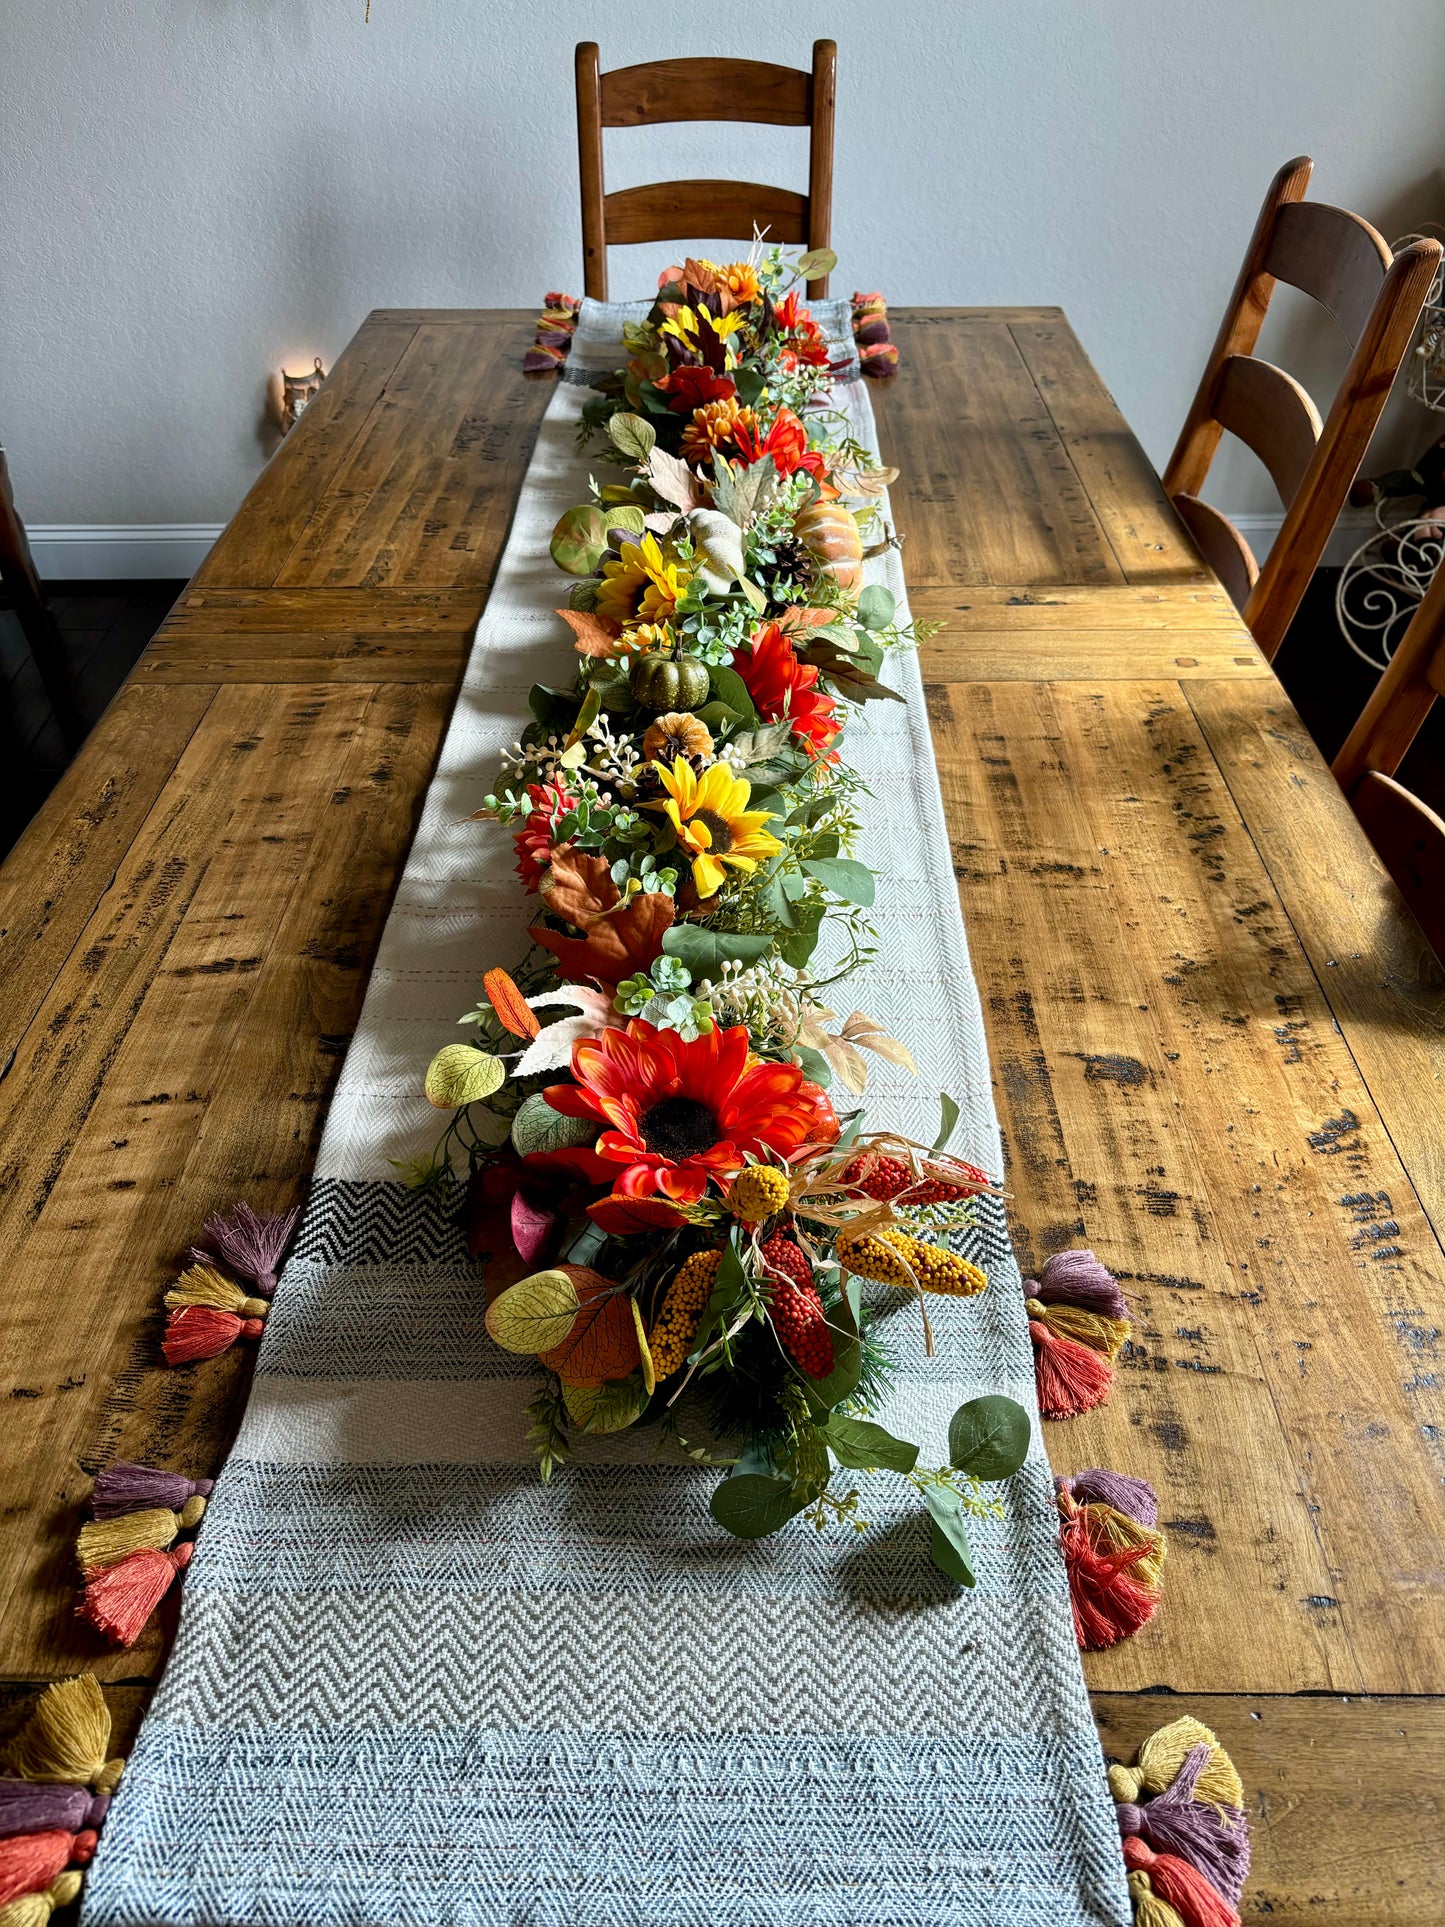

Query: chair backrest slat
[[1211, 354, 1323, 505], [1264, 200, 1393, 346], [600, 58, 812, 127], [1331, 559, 1445, 962], [1163, 156, 1440, 658], [604, 180, 809, 248], [1170, 493, 1259, 614], [576, 40, 836, 302]]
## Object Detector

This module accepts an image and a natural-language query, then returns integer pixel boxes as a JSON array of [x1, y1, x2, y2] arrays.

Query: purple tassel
[[1035, 1249, 1130, 1320], [1116, 1745, 1251, 1904], [1057, 1467, 1159, 1527], [192, 1201, 298, 1299], [0, 1779, 110, 1838], [90, 1462, 214, 1520]]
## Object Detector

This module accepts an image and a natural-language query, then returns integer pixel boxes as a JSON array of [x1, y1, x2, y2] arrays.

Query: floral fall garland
[[417, 242, 1030, 1574]]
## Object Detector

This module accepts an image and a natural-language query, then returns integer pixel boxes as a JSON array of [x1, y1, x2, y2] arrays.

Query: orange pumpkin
[[793, 499, 864, 596]]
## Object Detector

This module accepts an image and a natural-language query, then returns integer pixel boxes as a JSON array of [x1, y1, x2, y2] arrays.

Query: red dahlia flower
[[546, 1022, 838, 1205], [513, 780, 575, 891], [659, 365, 737, 414], [733, 622, 842, 761]]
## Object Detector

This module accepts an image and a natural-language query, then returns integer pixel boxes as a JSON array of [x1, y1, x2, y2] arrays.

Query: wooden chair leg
[[0, 451, 84, 753]]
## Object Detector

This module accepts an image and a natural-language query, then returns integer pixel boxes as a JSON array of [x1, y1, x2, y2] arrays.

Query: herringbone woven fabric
[[82, 302, 1132, 1927]]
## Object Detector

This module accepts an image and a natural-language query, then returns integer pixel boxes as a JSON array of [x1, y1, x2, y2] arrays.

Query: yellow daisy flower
[[594, 535, 690, 625], [653, 758, 783, 900]]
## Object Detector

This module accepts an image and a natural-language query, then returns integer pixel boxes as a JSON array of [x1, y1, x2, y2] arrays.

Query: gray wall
[[2, 0, 1441, 537]]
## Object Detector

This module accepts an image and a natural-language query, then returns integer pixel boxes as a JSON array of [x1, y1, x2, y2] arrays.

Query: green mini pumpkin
[[629, 652, 710, 713]]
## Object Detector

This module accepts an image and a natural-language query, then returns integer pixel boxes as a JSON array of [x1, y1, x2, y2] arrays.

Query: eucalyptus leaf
[[948, 1395, 1032, 1481], [709, 1471, 806, 1540], [933, 1091, 960, 1151], [484, 1269, 580, 1355], [801, 857, 876, 906], [511, 1091, 599, 1160], [661, 925, 773, 977], [856, 583, 897, 632], [796, 247, 839, 279], [824, 1415, 919, 1474], [925, 1487, 977, 1587]]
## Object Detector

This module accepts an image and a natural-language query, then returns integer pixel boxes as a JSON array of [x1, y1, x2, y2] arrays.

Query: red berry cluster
[[841, 1152, 988, 1208], [758, 1234, 835, 1380]]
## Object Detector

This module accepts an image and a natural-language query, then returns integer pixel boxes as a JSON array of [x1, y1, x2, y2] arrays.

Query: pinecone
[[759, 1234, 835, 1379], [768, 535, 816, 593]]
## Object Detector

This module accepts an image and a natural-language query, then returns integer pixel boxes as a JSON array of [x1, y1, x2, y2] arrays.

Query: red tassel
[[1058, 1499, 1159, 1649], [77, 1543, 193, 1647], [0, 1829, 96, 1907], [1123, 1838, 1240, 1927], [162, 1305, 263, 1365], [1029, 1318, 1115, 1417]]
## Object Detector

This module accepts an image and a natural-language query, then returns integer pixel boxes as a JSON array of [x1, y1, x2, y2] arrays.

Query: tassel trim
[[1054, 1471, 1165, 1649], [524, 292, 581, 373], [1024, 1249, 1131, 1416], [850, 292, 899, 377], [1112, 1720, 1251, 1925], [0, 1679, 124, 1927]]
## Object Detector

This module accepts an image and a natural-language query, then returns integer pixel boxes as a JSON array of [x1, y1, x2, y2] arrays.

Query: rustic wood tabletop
[[1, 307, 1441, 1919]]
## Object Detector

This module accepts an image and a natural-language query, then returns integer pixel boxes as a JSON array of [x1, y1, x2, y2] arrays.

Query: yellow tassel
[[1026, 1298, 1130, 1358], [0, 1872, 86, 1927], [164, 1263, 268, 1318], [5, 1676, 124, 1792], [1086, 1501, 1167, 1591], [75, 1498, 206, 1576], [648, 1250, 722, 1379], [835, 1227, 987, 1297], [1107, 1715, 1244, 1811], [1126, 1870, 1186, 1927]]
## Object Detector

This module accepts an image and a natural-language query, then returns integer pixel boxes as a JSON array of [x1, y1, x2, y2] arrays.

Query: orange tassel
[[1058, 1493, 1161, 1648], [77, 1544, 193, 1647], [0, 1830, 95, 1908], [1029, 1317, 1115, 1417], [1123, 1839, 1240, 1927], [162, 1305, 263, 1365]]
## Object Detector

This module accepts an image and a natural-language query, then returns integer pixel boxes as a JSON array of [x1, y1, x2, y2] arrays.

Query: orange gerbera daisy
[[733, 622, 843, 761], [546, 1022, 838, 1204], [680, 398, 758, 464]]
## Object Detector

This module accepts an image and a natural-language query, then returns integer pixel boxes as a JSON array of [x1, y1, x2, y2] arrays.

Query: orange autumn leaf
[[557, 608, 624, 658], [587, 1193, 688, 1235], [538, 1265, 641, 1387], [775, 606, 836, 635], [483, 967, 540, 1040], [531, 850, 674, 986]]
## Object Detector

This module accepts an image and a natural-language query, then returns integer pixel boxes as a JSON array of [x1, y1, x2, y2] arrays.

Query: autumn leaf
[[557, 608, 624, 658], [531, 850, 674, 985], [587, 1192, 687, 1235], [538, 1266, 641, 1387], [484, 966, 540, 1039]]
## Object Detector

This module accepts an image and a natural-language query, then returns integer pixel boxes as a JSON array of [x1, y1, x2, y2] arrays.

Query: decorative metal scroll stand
[[1337, 227, 1445, 672]]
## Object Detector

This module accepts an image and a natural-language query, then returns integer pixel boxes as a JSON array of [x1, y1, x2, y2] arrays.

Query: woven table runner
[[84, 302, 1131, 1927]]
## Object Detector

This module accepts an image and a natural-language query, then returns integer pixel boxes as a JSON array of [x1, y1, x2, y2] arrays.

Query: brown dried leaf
[[557, 608, 624, 658], [538, 1266, 641, 1387]]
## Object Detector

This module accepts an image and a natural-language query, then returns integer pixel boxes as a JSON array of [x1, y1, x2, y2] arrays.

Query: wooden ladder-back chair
[[575, 40, 836, 303], [1164, 156, 1440, 660], [1332, 560, 1445, 961], [0, 445, 83, 753]]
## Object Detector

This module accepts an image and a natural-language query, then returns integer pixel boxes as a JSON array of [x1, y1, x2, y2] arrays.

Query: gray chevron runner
[[82, 302, 1132, 1927]]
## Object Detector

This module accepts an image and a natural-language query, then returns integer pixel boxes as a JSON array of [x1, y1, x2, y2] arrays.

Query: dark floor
[[1, 570, 1443, 859]]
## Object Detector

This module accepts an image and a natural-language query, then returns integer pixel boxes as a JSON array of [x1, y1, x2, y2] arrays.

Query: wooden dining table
[[1, 306, 1441, 1920]]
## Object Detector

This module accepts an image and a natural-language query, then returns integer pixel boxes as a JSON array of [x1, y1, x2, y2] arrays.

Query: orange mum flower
[[680, 398, 758, 464], [546, 1022, 838, 1205]]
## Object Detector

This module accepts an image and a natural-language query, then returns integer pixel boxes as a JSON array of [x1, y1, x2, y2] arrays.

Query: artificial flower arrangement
[[415, 243, 1031, 1579]]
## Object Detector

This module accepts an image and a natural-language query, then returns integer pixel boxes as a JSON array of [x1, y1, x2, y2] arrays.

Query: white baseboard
[[22, 509, 1376, 584], [27, 524, 222, 581]]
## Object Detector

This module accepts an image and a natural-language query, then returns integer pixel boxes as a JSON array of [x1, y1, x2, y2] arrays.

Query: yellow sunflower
[[594, 534, 691, 625], [658, 306, 745, 358], [653, 758, 782, 900]]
